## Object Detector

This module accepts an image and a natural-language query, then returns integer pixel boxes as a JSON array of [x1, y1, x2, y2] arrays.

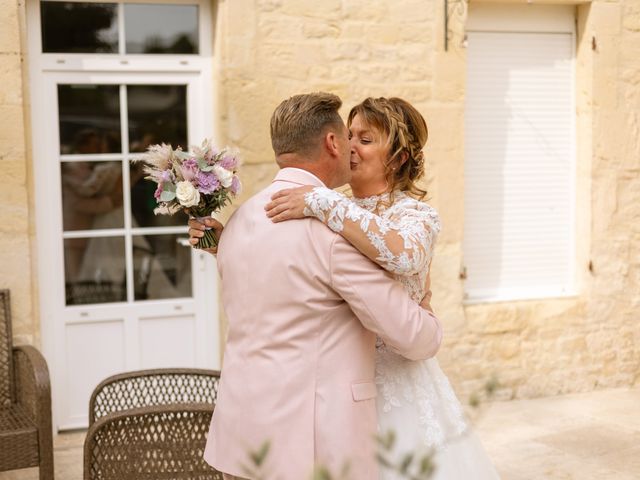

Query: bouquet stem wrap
[[195, 223, 219, 250]]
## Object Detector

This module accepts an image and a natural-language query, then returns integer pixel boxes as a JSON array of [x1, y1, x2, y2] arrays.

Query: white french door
[[27, 0, 220, 430]]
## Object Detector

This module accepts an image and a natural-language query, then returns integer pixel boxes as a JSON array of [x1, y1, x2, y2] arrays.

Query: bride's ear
[[395, 150, 409, 169], [391, 150, 409, 171]]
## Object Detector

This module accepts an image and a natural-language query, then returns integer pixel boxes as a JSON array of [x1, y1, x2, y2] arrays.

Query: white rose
[[213, 165, 234, 188], [175, 181, 200, 207]]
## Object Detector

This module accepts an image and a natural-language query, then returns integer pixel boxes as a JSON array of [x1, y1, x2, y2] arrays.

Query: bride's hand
[[265, 185, 314, 223], [188, 216, 224, 255]]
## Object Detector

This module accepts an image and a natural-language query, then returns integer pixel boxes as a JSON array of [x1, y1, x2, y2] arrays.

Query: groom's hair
[[270, 92, 344, 158]]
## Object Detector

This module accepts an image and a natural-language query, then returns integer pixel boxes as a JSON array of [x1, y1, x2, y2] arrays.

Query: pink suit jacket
[[203, 168, 442, 479]]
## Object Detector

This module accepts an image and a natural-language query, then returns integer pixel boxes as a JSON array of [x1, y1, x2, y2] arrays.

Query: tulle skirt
[[375, 349, 500, 480]]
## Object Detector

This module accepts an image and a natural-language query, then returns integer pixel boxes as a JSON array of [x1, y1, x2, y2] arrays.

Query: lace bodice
[[303, 188, 441, 303]]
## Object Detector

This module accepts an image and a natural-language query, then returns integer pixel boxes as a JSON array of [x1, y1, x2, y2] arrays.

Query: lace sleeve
[[303, 187, 440, 276]]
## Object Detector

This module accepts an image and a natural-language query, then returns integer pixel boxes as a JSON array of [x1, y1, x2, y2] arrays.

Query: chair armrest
[[88, 367, 221, 425], [84, 403, 217, 480], [13, 345, 55, 476], [13, 345, 52, 427]]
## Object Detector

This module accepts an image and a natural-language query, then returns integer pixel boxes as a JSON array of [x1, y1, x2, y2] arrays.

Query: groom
[[196, 92, 442, 479]]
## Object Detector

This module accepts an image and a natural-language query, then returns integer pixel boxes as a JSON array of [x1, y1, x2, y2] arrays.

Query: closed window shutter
[[463, 31, 575, 301]]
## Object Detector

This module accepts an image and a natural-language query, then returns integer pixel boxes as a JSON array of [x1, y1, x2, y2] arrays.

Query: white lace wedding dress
[[304, 188, 500, 480]]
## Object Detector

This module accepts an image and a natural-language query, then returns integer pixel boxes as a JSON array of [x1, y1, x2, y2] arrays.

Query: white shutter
[[463, 7, 576, 302]]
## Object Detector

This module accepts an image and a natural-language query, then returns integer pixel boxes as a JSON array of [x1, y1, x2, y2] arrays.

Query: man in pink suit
[[195, 93, 442, 479]]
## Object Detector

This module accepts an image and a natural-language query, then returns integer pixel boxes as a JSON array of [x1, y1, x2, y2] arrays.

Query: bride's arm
[[266, 186, 440, 276]]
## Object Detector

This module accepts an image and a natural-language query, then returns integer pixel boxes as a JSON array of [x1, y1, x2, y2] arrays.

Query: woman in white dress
[[264, 97, 499, 479]]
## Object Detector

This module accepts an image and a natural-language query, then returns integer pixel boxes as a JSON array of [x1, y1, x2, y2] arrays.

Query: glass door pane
[[64, 237, 127, 305], [61, 161, 124, 231], [41, 1, 119, 53], [41, 1, 200, 55], [124, 3, 199, 54], [132, 234, 192, 300], [58, 84, 121, 154], [127, 84, 188, 152], [59, 81, 193, 305]]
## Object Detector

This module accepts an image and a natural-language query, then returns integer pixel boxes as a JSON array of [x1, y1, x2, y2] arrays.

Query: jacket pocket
[[351, 381, 378, 402]]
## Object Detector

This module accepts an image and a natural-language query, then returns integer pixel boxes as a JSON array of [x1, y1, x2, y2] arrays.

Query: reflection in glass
[[58, 85, 121, 154], [64, 236, 126, 305], [128, 85, 187, 152], [130, 162, 188, 227], [41, 1, 118, 53], [125, 4, 198, 54], [133, 235, 192, 300], [61, 161, 124, 231]]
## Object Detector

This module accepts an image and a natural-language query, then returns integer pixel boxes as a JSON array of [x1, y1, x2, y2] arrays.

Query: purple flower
[[219, 154, 237, 170], [180, 158, 199, 181], [230, 175, 242, 195], [160, 169, 174, 183], [196, 171, 220, 194], [154, 184, 163, 200]]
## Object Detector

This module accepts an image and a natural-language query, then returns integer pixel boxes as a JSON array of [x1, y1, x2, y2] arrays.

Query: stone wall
[[215, 0, 640, 400], [0, 0, 37, 346]]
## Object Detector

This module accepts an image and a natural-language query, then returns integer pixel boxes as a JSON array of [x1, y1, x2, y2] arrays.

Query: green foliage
[[191, 188, 233, 218], [242, 441, 271, 480], [250, 441, 270, 467], [160, 190, 176, 202], [196, 157, 216, 172], [376, 430, 436, 480], [173, 150, 191, 161], [311, 466, 332, 480]]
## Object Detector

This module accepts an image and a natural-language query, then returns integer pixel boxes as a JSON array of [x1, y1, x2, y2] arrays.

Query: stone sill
[[462, 291, 579, 307]]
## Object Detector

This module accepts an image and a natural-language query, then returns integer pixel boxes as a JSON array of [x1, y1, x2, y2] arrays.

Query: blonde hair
[[270, 92, 344, 158], [348, 97, 428, 200]]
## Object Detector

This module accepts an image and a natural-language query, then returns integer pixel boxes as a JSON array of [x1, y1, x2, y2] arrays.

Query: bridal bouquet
[[138, 139, 241, 249]]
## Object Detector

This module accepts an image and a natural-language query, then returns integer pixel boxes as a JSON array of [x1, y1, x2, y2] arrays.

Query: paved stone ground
[[478, 387, 640, 479], [1, 387, 638, 479]]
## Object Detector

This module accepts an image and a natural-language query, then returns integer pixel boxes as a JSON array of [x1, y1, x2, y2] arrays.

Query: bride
[[263, 97, 499, 480]]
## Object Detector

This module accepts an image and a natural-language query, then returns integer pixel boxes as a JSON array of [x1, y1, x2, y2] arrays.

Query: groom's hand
[[420, 290, 434, 313], [420, 271, 434, 313], [188, 216, 224, 255]]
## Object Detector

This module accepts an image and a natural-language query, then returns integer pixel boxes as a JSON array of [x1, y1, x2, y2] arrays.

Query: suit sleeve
[[329, 235, 442, 361]]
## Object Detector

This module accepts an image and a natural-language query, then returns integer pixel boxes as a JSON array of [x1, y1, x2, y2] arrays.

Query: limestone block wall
[[0, 0, 37, 346], [214, 0, 449, 205], [215, 0, 640, 400]]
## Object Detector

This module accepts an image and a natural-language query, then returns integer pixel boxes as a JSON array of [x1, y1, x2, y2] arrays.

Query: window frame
[[32, 0, 212, 73]]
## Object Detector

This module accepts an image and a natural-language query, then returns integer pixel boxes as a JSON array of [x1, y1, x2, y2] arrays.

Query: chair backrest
[[89, 368, 220, 424], [0, 289, 14, 407], [85, 403, 221, 480]]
